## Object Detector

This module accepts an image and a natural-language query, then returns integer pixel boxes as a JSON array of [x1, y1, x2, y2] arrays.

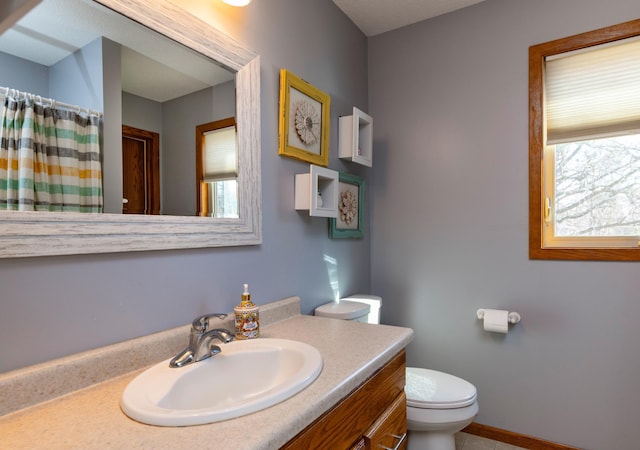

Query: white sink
[[121, 338, 323, 426]]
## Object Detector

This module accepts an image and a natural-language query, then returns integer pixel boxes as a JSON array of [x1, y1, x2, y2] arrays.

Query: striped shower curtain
[[0, 96, 103, 212]]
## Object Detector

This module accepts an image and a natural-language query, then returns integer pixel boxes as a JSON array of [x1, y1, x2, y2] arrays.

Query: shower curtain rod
[[0, 86, 103, 117]]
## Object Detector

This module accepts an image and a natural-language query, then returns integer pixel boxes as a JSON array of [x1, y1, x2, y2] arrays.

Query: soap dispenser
[[234, 283, 259, 339]]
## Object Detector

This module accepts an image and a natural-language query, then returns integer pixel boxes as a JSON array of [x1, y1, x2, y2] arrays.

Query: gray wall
[[49, 37, 103, 111], [161, 87, 211, 216], [122, 91, 162, 133], [369, 0, 640, 448], [0, 51, 47, 93], [101, 37, 123, 214], [0, 0, 370, 379]]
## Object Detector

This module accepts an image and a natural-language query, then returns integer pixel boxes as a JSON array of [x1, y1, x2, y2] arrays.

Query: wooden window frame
[[529, 18, 640, 261]]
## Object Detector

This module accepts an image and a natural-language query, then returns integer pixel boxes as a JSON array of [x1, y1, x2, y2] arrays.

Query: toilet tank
[[341, 295, 381, 324], [314, 295, 382, 324], [314, 300, 370, 322]]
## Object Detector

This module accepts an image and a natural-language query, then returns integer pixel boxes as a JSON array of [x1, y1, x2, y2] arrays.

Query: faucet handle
[[209, 328, 234, 343], [192, 313, 228, 333]]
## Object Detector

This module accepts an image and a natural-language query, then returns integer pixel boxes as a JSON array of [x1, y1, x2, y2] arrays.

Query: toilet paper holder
[[476, 309, 521, 324]]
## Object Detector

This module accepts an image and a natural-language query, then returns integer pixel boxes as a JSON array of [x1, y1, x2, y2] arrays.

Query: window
[[529, 18, 640, 261], [196, 117, 239, 218]]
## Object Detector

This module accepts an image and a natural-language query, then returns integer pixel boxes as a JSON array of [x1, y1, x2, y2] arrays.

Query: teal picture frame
[[329, 172, 364, 239]]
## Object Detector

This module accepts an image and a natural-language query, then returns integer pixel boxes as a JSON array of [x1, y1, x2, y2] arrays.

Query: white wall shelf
[[295, 165, 339, 217], [339, 107, 373, 167]]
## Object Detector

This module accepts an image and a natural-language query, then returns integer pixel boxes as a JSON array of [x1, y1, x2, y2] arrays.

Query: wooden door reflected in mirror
[[122, 125, 160, 215]]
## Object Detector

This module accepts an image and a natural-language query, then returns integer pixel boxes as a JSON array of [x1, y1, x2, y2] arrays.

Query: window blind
[[203, 125, 237, 181], [545, 36, 640, 144]]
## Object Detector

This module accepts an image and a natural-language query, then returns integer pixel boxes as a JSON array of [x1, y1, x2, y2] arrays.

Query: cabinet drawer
[[363, 392, 407, 450]]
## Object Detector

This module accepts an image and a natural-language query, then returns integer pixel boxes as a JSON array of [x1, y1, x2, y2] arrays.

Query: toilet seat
[[405, 367, 477, 409]]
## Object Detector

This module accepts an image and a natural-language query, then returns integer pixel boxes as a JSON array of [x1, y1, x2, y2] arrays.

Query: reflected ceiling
[[0, 0, 234, 102]]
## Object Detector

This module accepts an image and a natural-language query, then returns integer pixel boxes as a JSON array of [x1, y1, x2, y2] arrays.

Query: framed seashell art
[[278, 69, 330, 166], [329, 172, 364, 239]]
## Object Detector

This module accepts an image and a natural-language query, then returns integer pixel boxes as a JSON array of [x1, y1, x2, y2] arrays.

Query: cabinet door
[[363, 392, 407, 450], [281, 351, 406, 450]]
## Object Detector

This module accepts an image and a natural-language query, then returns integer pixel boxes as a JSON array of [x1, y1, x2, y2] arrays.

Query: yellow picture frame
[[278, 69, 330, 166]]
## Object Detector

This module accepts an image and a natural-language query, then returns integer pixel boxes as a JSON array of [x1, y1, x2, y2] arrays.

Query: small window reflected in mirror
[[196, 117, 239, 218]]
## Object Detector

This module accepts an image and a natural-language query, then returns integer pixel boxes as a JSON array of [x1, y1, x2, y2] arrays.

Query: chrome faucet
[[169, 313, 234, 368]]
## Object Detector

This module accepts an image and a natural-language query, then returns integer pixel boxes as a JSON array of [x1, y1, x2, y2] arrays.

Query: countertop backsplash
[[0, 296, 301, 415]]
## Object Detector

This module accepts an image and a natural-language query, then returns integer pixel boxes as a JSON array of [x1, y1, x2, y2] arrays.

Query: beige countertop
[[0, 297, 413, 450]]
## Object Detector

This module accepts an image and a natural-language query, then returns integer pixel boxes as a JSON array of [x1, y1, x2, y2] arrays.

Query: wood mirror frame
[[0, 0, 262, 258]]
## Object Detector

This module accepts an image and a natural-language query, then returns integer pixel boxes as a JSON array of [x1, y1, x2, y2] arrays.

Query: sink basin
[[121, 338, 323, 426]]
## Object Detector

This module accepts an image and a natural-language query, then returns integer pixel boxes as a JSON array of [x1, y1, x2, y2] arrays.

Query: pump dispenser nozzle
[[242, 283, 251, 303]]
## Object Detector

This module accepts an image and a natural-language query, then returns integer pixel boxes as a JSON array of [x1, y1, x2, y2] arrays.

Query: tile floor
[[456, 432, 528, 450]]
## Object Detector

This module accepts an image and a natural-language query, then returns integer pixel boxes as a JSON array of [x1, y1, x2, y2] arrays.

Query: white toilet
[[315, 295, 478, 450]]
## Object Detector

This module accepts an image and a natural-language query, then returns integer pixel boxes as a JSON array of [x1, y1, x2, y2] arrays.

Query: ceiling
[[332, 0, 487, 36], [0, 0, 489, 103]]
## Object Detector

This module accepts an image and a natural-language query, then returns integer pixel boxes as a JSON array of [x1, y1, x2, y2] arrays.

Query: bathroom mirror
[[0, 0, 261, 257]]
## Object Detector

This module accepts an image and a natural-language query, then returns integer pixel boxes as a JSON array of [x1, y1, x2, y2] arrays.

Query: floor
[[456, 432, 527, 450]]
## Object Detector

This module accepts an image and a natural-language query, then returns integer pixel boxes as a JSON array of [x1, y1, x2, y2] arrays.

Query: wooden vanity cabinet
[[282, 350, 407, 450]]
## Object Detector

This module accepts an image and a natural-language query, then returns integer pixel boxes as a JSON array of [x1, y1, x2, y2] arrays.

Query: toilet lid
[[314, 300, 370, 320], [405, 367, 477, 409]]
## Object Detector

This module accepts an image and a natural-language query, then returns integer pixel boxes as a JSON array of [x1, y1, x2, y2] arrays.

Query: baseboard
[[462, 422, 581, 450]]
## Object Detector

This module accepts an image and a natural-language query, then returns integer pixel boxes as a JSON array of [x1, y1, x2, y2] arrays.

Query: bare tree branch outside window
[[554, 135, 640, 237]]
